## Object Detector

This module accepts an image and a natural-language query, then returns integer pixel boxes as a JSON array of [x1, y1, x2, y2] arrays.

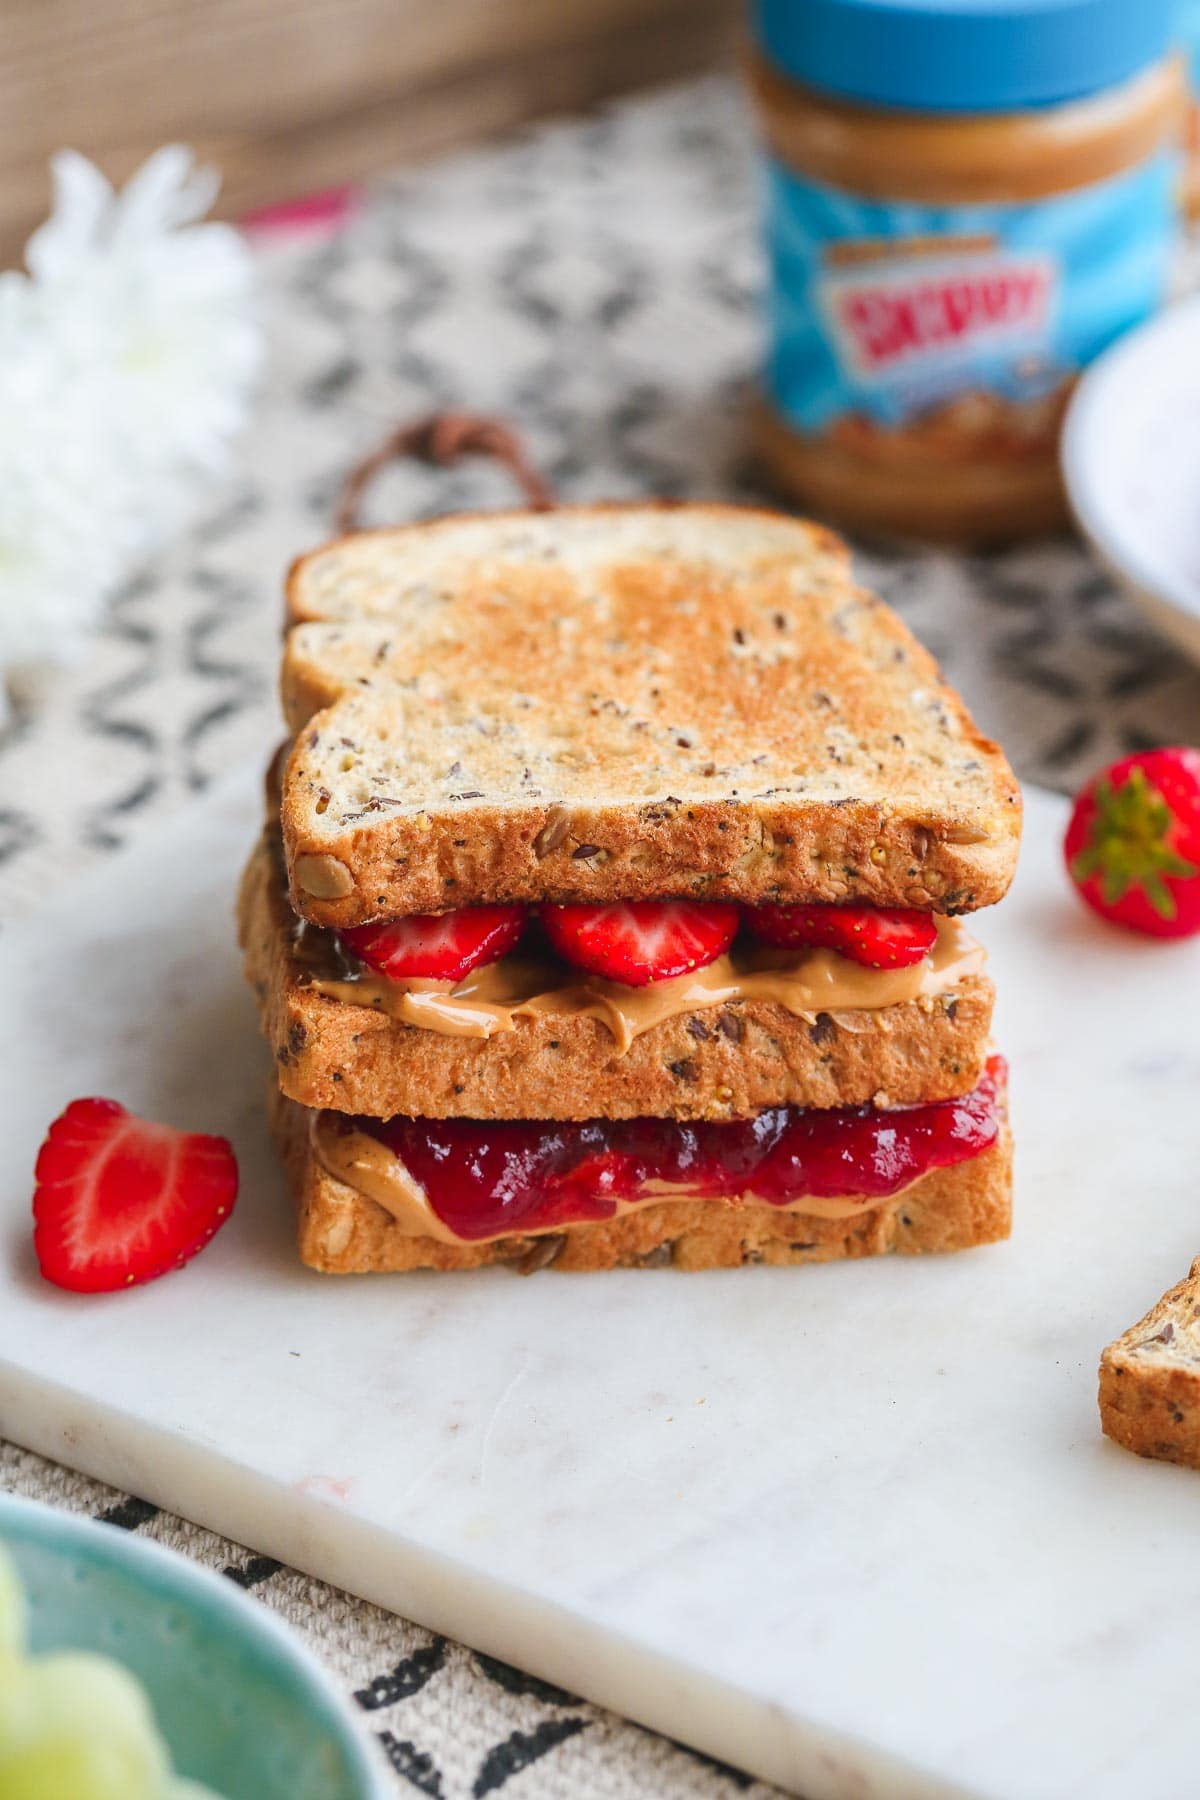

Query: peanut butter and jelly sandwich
[[239, 503, 1018, 1273]]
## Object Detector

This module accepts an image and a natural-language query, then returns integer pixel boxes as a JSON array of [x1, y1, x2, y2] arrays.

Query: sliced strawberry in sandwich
[[341, 905, 525, 982], [744, 902, 937, 969], [33, 1098, 238, 1293], [541, 900, 739, 987]]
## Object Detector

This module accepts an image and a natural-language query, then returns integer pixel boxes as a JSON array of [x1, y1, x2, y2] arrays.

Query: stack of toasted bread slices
[[239, 504, 1020, 1273]]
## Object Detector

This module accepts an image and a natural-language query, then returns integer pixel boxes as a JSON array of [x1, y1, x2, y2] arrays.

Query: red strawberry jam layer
[[356, 1056, 1005, 1242]]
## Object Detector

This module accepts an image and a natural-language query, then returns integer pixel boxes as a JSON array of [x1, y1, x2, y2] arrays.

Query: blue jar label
[[764, 152, 1177, 439]]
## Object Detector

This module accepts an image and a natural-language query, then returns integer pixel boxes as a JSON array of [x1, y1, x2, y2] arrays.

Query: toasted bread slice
[[268, 1084, 1012, 1274], [240, 833, 995, 1120], [1099, 1260, 1200, 1469], [279, 505, 1020, 927]]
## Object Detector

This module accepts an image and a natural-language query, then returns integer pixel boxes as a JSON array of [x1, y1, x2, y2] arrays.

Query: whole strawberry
[[1065, 747, 1200, 938]]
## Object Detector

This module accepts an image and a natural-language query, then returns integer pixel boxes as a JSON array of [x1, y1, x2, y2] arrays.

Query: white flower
[[0, 146, 262, 720]]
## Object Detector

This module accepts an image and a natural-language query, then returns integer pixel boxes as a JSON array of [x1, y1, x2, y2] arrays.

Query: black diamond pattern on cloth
[[356, 1642, 448, 1710], [4, 72, 1200, 1798], [471, 1718, 591, 1797]]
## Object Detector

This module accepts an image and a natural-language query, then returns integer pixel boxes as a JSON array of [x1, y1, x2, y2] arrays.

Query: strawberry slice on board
[[744, 902, 937, 969], [1065, 747, 1200, 940], [341, 905, 526, 982], [33, 1098, 238, 1294], [540, 900, 739, 987]]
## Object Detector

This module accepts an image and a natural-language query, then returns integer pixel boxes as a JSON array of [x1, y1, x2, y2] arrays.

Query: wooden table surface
[[0, 0, 738, 265]]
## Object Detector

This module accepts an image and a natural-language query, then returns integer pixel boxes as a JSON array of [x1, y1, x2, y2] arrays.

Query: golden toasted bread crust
[[278, 505, 1021, 925], [240, 835, 994, 1121], [269, 1085, 1012, 1274], [1099, 1259, 1200, 1470]]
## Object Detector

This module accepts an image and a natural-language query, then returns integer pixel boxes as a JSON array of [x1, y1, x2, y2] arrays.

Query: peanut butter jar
[[1180, 0, 1200, 217], [749, 0, 1186, 544]]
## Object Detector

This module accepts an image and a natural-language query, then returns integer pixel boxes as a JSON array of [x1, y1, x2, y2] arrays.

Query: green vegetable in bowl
[[0, 1550, 24, 1658], [0, 1546, 225, 1800]]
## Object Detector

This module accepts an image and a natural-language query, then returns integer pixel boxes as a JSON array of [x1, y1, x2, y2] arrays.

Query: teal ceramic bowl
[[0, 1494, 386, 1800]]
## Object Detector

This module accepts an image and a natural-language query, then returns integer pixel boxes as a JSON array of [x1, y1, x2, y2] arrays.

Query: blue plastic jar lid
[[752, 0, 1177, 113], [1180, 0, 1200, 79]]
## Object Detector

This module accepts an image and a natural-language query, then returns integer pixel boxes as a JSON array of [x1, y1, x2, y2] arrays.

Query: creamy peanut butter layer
[[296, 916, 984, 1055]]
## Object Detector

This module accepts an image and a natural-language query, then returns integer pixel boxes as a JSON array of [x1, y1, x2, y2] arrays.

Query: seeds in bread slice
[[239, 832, 996, 1120], [279, 504, 1021, 925], [1099, 1259, 1200, 1469]]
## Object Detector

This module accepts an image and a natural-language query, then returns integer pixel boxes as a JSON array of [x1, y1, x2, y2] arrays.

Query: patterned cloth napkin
[[4, 74, 1200, 1799]]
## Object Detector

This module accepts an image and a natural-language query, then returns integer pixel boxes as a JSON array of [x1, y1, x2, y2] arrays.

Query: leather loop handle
[[335, 412, 557, 533]]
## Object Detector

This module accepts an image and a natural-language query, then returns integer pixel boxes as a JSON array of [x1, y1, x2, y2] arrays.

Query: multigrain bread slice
[[269, 1085, 1013, 1274], [281, 505, 851, 709], [278, 505, 1021, 927], [1099, 1260, 1200, 1469], [239, 833, 995, 1120]]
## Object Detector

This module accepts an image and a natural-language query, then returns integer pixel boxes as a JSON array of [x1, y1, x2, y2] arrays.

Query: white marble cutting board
[[2, 766, 1199, 1800]]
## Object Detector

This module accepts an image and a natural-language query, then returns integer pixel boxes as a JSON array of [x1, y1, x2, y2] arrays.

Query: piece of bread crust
[[278, 505, 1021, 927], [1099, 1259, 1200, 1470], [240, 834, 995, 1120], [269, 1084, 1013, 1274]]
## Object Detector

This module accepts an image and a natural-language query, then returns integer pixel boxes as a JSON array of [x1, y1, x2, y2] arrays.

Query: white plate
[[3, 766, 1200, 1800], [1062, 295, 1200, 664]]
